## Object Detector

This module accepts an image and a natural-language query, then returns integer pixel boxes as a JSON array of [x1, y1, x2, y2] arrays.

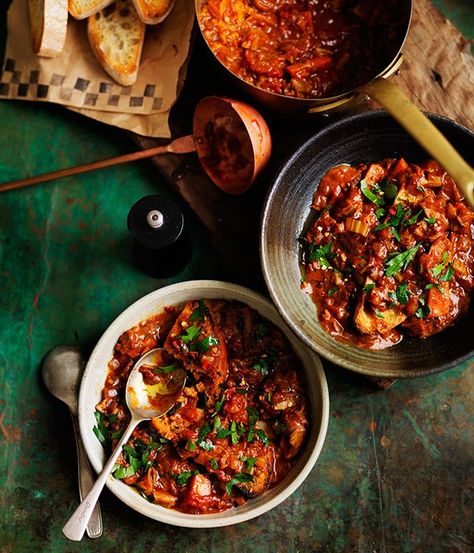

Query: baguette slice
[[69, 0, 115, 20], [131, 0, 175, 25], [87, 0, 146, 86], [28, 0, 68, 57]]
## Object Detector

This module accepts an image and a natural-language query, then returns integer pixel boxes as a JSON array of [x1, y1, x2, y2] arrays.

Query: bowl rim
[[260, 110, 474, 378], [78, 280, 330, 527]]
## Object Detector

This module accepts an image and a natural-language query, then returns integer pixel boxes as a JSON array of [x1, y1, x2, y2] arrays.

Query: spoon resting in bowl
[[62, 348, 186, 541]]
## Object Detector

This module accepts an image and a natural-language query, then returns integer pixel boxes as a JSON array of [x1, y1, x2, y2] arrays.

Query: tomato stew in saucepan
[[301, 159, 474, 349], [198, 0, 409, 99], [94, 300, 309, 514]]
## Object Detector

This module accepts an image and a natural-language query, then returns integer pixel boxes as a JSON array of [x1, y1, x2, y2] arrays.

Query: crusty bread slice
[[28, 0, 68, 57], [69, 0, 115, 20], [87, 0, 145, 86], [131, 0, 175, 25]]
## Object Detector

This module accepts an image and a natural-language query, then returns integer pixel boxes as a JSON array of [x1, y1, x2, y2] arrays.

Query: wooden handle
[[0, 144, 173, 193], [361, 78, 474, 208]]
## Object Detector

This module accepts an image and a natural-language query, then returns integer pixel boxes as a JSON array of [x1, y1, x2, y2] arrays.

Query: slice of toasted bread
[[69, 0, 115, 20], [131, 0, 175, 25], [87, 0, 145, 86], [28, 0, 68, 57]]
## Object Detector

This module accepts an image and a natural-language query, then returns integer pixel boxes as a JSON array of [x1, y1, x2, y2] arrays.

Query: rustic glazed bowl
[[79, 280, 329, 527], [261, 111, 474, 378]]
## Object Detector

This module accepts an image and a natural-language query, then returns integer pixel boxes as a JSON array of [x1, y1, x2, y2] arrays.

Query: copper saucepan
[[195, 0, 474, 208]]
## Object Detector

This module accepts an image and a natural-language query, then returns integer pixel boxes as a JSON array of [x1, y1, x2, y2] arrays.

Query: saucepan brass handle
[[361, 78, 474, 209]]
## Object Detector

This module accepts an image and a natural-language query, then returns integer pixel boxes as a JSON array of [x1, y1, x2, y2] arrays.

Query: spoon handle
[[69, 409, 103, 538], [62, 415, 142, 541]]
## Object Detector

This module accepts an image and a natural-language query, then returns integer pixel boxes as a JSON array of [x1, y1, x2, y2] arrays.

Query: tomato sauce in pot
[[301, 159, 474, 349], [198, 0, 409, 99]]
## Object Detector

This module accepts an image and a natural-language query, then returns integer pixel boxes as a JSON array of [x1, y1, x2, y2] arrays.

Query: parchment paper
[[0, 0, 195, 137]]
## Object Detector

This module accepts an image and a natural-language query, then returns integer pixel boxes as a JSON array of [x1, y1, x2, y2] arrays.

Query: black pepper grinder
[[127, 195, 192, 278]]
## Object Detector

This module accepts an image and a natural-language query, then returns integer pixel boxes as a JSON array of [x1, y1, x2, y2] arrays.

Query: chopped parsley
[[241, 456, 258, 471], [210, 458, 218, 470], [431, 251, 453, 282], [253, 357, 270, 376], [385, 244, 420, 277], [112, 440, 161, 479], [180, 325, 201, 343], [93, 410, 121, 444], [415, 295, 430, 319], [327, 286, 339, 297], [225, 472, 254, 495], [256, 429, 269, 446], [308, 241, 335, 270], [360, 178, 385, 206], [196, 422, 213, 450], [375, 310, 385, 319], [175, 470, 199, 487], [363, 283, 375, 293], [194, 335, 219, 353], [425, 217, 437, 224], [153, 363, 177, 374], [388, 283, 410, 305], [189, 300, 205, 321]]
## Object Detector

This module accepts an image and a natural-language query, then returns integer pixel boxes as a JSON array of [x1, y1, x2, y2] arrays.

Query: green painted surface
[[1, 2, 474, 552], [432, 0, 474, 39]]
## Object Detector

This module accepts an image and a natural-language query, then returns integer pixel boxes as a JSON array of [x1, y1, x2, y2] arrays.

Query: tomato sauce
[[198, 0, 409, 98], [301, 159, 474, 349], [94, 300, 309, 513]]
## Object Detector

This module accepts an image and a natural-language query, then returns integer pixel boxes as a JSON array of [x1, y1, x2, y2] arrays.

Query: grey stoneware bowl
[[261, 110, 474, 378]]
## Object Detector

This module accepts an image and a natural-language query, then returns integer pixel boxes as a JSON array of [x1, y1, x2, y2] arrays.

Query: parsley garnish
[[432, 252, 449, 278], [194, 336, 219, 353], [375, 310, 385, 319], [385, 244, 420, 277], [210, 458, 218, 470], [415, 295, 430, 319], [247, 407, 259, 442], [439, 266, 454, 282], [189, 300, 205, 321], [256, 429, 269, 446], [175, 470, 199, 487], [196, 422, 213, 450], [153, 363, 177, 374], [389, 283, 410, 305], [241, 456, 258, 471], [425, 217, 437, 224], [253, 357, 270, 376], [328, 287, 338, 297], [360, 179, 385, 206], [363, 283, 375, 293], [309, 241, 335, 270], [406, 209, 423, 226], [180, 325, 201, 343], [225, 473, 254, 495]]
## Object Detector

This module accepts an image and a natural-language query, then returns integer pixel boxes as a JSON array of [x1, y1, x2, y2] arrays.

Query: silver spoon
[[42, 345, 103, 539], [62, 348, 186, 541]]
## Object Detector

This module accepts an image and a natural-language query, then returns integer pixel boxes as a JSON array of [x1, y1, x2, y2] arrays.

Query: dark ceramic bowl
[[261, 110, 474, 378]]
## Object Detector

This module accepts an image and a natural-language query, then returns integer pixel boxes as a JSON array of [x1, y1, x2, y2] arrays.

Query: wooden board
[[135, 0, 474, 289]]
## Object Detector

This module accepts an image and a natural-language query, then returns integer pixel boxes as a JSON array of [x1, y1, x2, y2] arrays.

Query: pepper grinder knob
[[127, 195, 192, 278]]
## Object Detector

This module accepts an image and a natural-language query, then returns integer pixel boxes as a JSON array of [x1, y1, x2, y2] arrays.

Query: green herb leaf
[[225, 473, 254, 495], [363, 283, 375, 293], [439, 265, 454, 282], [395, 283, 410, 305], [216, 427, 231, 439], [360, 179, 384, 206], [213, 415, 221, 432], [256, 429, 269, 446], [212, 395, 224, 416], [190, 300, 205, 322], [385, 244, 420, 277], [153, 363, 177, 374], [391, 227, 401, 241], [180, 325, 201, 343], [253, 357, 270, 376], [187, 439, 196, 452], [406, 209, 423, 226], [244, 457, 257, 471], [194, 335, 219, 353], [380, 179, 398, 200], [230, 421, 238, 445], [432, 251, 449, 278], [210, 458, 218, 470], [113, 464, 136, 479], [415, 295, 430, 319], [375, 309, 385, 319], [175, 470, 199, 487], [196, 422, 212, 450], [309, 241, 335, 270], [328, 287, 338, 297], [425, 217, 437, 224], [375, 208, 387, 220]]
